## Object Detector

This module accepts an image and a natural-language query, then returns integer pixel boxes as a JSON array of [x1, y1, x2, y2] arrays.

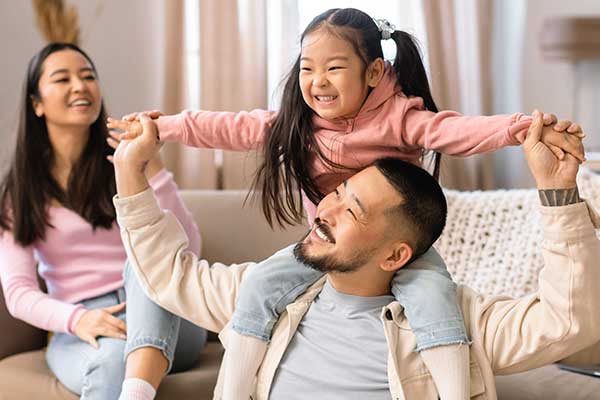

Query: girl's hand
[[122, 110, 164, 122], [112, 115, 163, 172], [107, 118, 143, 141], [538, 112, 585, 139], [539, 119, 586, 162], [74, 302, 127, 349], [108, 110, 164, 141]]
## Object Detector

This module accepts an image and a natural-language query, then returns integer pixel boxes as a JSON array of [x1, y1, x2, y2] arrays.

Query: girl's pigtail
[[390, 30, 438, 112], [390, 30, 442, 179]]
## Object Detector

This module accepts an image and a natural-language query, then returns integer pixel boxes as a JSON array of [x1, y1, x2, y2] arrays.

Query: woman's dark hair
[[251, 7, 441, 228], [0, 42, 116, 246]]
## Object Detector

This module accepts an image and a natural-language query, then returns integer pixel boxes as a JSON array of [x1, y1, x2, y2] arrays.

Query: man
[[112, 111, 600, 399]]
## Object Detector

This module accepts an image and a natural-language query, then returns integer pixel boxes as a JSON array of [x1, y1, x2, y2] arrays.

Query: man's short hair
[[374, 158, 447, 259]]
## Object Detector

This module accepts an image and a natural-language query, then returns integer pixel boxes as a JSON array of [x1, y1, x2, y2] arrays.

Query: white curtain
[[160, 0, 269, 190], [422, 0, 499, 190]]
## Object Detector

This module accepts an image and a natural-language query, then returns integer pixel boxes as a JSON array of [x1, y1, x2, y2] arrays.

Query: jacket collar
[[287, 275, 411, 328]]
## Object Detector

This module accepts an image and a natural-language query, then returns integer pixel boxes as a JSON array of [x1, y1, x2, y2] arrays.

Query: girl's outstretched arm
[[398, 96, 585, 161], [110, 109, 276, 152]]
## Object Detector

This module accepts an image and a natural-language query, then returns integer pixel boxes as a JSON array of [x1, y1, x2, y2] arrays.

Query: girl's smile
[[299, 29, 382, 121]]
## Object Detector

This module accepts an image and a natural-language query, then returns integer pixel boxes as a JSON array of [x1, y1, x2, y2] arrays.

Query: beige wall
[[0, 0, 167, 167], [523, 0, 600, 124], [492, 0, 600, 188]]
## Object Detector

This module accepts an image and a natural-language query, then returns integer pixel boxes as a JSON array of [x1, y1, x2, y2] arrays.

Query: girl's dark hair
[[0, 42, 116, 246], [251, 7, 441, 228]]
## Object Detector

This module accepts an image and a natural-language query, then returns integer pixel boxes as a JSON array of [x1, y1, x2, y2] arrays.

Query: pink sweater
[[156, 64, 532, 220], [0, 169, 200, 334]]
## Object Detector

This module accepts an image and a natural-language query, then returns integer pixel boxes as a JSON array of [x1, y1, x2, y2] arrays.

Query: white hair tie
[[373, 18, 395, 40]]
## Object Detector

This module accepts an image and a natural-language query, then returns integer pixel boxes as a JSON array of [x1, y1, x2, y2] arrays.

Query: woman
[[0, 43, 206, 400]]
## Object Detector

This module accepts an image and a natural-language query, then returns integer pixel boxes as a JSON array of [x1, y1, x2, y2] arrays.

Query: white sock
[[222, 331, 268, 400], [420, 344, 470, 400], [118, 377, 157, 400]]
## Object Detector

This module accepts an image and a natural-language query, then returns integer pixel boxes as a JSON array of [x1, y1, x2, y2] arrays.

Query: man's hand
[[524, 110, 580, 193], [111, 114, 163, 197]]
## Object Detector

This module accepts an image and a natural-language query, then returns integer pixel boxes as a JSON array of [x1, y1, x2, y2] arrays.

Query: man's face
[[296, 166, 404, 273]]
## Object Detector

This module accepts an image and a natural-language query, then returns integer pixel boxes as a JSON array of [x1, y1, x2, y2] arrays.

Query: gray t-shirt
[[269, 280, 394, 400]]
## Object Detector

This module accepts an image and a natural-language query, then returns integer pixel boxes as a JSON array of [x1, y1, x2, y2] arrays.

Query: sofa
[[1, 170, 600, 399]]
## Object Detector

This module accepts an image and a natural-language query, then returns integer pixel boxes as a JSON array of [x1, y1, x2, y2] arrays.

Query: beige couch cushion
[[182, 190, 307, 264], [0, 342, 223, 400], [0, 190, 306, 399]]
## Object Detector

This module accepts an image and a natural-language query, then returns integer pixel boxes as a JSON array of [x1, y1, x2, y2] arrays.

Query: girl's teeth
[[318, 96, 335, 101]]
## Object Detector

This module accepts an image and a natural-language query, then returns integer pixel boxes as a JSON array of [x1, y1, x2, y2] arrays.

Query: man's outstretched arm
[[473, 111, 600, 374]]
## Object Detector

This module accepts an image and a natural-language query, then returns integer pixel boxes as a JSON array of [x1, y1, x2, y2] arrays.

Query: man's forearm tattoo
[[538, 187, 581, 206]]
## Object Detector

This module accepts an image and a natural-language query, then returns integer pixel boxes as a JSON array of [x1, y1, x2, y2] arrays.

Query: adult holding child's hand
[[524, 109, 580, 199], [112, 114, 164, 198]]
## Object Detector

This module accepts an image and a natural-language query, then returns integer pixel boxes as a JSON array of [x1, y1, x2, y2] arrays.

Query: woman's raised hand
[[74, 302, 127, 349], [110, 110, 164, 141]]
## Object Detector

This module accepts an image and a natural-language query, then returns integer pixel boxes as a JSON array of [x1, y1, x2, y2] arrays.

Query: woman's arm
[[0, 232, 86, 334]]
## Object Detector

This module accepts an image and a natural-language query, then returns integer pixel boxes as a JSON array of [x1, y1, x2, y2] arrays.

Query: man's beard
[[293, 240, 373, 274]]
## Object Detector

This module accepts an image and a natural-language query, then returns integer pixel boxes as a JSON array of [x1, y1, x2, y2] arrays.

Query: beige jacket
[[115, 188, 600, 400]]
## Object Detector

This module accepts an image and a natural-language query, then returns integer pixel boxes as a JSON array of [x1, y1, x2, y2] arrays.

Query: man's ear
[[31, 96, 44, 117], [380, 242, 413, 272], [366, 58, 385, 88]]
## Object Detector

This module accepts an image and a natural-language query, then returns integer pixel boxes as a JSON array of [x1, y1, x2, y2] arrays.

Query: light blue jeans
[[46, 262, 207, 400], [231, 245, 468, 351]]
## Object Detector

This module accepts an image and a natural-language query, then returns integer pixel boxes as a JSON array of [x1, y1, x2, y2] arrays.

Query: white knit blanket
[[436, 167, 600, 297]]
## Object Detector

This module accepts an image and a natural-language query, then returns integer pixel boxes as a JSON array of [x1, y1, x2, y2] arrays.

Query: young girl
[[0, 43, 207, 400], [115, 8, 584, 400]]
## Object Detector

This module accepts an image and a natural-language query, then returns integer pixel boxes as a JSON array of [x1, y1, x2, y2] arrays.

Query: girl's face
[[33, 49, 102, 129], [299, 29, 382, 120]]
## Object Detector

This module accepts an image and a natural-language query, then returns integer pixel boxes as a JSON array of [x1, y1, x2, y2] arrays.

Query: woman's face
[[33, 49, 102, 129]]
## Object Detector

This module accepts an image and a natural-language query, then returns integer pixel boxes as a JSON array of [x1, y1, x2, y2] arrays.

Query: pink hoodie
[[0, 169, 200, 334], [156, 64, 532, 220]]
